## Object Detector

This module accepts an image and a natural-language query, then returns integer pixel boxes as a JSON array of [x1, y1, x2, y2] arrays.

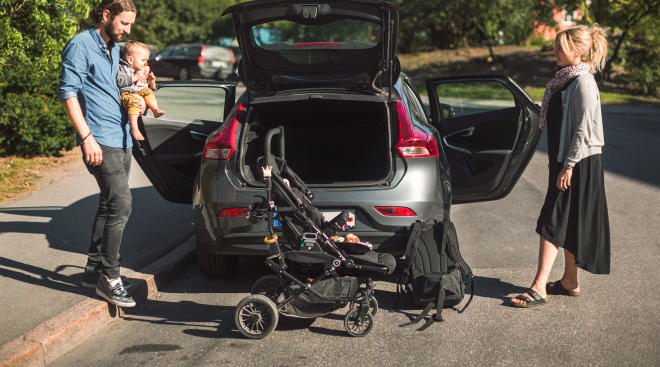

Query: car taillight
[[230, 49, 236, 65], [394, 100, 438, 158], [202, 104, 244, 160], [198, 45, 206, 64], [216, 207, 248, 217], [374, 206, 417, 216], [295, 42, 342, 46]]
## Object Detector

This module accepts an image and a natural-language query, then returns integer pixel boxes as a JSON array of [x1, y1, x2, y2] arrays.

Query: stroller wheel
[[344, 308, 374, 337], [235, 294, 279, 339], [251, 275, 284, 303], [369, 297, 379, 317]]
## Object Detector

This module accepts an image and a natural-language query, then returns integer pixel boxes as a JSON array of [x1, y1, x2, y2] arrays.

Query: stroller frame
[[234, 126, 385, 339]]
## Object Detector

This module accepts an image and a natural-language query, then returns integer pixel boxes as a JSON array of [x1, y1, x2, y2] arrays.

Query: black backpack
[[397, 217, 474, 330]]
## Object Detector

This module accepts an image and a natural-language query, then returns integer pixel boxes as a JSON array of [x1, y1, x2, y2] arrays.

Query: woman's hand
[[556, 167, 573, 191]]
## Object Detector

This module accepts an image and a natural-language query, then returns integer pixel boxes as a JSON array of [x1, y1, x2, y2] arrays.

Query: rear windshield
[[251, 19, 381, 50]]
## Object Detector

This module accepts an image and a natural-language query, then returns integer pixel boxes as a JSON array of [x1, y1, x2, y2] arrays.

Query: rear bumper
[[192, 156, 448, 257], [200, 229, 411, 257]]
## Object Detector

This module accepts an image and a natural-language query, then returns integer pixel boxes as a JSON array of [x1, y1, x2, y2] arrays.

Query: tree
[[0, 0, 92, 156], [128, 0, 241, 49]]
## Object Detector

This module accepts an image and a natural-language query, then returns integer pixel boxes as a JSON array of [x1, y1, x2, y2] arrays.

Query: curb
[[0, 235, 196, 367]]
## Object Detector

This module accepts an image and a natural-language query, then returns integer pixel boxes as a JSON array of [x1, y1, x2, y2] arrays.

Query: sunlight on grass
[[0, 150, 79, 204], [416, 84, 659, 106]]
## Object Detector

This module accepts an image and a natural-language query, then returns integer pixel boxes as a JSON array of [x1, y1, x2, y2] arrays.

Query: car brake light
[[230, 49, 236, 65], [394, 100, 438, 158], [202, 104, 244, 160], [374, 206, 417, 216], [198, 45, 206, 64], [217, 207, 248, 217], [295, 42, 342, 46]]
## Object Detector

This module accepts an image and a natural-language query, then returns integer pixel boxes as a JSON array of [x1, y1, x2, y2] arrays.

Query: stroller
[[234, 126, 396, 339]]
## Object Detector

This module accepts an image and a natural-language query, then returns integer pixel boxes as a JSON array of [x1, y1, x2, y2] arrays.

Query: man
[[59, 0, 144, 308]]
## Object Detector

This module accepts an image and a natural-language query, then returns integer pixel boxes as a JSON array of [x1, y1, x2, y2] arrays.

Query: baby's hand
[[148, 71, 157, 88]]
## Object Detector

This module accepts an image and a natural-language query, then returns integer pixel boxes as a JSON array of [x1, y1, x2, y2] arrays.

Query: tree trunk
[[473, 18, 495, 62], [605, 29, 627, 79]]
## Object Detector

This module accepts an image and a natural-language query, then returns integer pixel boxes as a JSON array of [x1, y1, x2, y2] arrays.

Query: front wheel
[[344, 308, 374, 337], [235, 294, 279, 339]]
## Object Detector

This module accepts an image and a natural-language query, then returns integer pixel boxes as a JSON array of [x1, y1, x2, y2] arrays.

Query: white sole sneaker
[[95, 288, 136, 308]]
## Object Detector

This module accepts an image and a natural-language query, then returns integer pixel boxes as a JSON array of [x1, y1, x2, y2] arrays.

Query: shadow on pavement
[[0, 185, 192, 268]]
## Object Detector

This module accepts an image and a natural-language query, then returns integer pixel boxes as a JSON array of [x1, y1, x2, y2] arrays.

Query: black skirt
[[536, 156, 611, 274], [536, 83, 611, 274]]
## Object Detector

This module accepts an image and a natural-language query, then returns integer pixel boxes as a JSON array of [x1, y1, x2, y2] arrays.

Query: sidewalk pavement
[[0, 152, 195, 365]]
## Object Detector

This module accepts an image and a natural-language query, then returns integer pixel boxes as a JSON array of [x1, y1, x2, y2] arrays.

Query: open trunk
[[241, 98, 392, 186]]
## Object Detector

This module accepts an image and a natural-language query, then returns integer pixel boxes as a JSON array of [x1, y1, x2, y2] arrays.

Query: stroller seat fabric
[[350, 251, 396, 275]]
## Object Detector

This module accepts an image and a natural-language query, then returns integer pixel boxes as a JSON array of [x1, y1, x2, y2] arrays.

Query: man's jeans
[[84, 144, 132, 279]]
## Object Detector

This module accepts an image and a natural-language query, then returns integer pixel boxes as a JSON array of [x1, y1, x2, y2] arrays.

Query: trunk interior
[[241, 98, 391, 186]]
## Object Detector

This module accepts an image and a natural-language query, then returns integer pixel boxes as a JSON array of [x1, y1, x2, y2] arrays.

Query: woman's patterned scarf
[[538, 63, 591, 129]]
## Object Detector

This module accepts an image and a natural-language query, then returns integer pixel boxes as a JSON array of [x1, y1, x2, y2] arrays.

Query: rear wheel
[[251, 275, 284, 302], [176, 67, 189, 80], [196, 245, 237, 278], [235, 294, 279, 339]]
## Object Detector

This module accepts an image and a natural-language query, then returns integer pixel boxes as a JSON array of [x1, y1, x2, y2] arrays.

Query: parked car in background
[[132, 0, 542, 277], [150, 43, 236, 81]]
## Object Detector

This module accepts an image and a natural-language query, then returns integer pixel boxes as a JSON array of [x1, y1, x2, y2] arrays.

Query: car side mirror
[[438, 102, 454, 119]]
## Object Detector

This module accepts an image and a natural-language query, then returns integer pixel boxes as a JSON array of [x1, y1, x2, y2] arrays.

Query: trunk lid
[[222, 0, 398, 97]]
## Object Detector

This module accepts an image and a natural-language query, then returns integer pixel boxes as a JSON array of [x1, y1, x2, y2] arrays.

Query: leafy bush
[[0, 0, 91, 157], [0, 93, 75, 156], [623, 19, 660, 97]]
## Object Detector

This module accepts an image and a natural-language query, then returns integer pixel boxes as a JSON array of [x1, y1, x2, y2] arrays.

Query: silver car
[[133, 0, 541, 277]]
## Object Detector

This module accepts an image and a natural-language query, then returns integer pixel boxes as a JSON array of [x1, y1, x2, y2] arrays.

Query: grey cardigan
[[558, 73, 604, 168], [117, 59, 142, 94]]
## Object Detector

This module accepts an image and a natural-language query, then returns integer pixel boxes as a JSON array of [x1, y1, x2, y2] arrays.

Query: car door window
[[435, 81, 515, 119], [402, 81, 428, 124], [146, 86, 226, 122]]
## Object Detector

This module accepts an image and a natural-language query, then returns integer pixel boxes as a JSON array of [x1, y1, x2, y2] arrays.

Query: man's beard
[[104, 22, 126, 43]]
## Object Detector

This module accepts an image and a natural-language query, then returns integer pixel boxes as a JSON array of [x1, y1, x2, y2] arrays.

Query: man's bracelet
[[81, 131, 93, 142]]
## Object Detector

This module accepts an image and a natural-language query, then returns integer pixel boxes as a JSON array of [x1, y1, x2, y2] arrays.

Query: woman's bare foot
[[152, 109, 165, 118], [547, 278, 580, 296], [509, 284, 548, 307]]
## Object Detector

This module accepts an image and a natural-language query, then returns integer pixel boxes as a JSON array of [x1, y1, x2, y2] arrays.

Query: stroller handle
[[264, 126, 285, 164]]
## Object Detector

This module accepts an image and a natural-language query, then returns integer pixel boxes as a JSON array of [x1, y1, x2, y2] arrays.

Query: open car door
[[426, 75, 541, 204], [132, 81, 236, 204]]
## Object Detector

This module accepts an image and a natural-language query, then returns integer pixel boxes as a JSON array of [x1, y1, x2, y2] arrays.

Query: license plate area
[[321, 210, 356, 230]]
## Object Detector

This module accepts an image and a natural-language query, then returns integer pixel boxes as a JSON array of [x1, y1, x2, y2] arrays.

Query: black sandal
[[546, 280, 580, 296], [509, 289, 548, 308]]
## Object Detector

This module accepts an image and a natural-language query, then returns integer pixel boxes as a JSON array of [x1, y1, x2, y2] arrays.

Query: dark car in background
[[150, 43, 236, 81], [132, 0, 542, 277]]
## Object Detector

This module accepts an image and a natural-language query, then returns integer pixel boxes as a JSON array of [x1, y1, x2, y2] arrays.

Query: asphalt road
[[51, 104, 660, 366]]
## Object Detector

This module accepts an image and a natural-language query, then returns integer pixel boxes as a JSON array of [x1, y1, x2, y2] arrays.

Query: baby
[[117, 41, 165, 141]]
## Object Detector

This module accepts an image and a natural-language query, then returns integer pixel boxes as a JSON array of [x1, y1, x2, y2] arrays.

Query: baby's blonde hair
[[556, 24, 608, 73], [121, 41, 149, 61]]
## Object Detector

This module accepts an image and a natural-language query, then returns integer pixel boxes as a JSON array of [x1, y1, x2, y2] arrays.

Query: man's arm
[[59, 39, 103, 166], [62, 97, 103, 166]]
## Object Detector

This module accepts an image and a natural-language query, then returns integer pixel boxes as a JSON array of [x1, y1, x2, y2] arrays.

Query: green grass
[[415, 84, 660, 105], [0, 150, 78, 204]]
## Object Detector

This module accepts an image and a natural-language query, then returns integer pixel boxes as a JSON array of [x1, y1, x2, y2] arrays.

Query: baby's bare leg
[[142, 90, 165, 118], [128, 113, 145, 141]]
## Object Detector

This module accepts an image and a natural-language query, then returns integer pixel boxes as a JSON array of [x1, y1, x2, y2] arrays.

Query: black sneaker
[[96, 275, 136, 308], [82, 267, 131, 290], [81, 265, 100, 288]]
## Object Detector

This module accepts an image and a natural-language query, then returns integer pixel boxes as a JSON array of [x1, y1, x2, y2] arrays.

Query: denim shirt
[[58, 28, 131, 148]]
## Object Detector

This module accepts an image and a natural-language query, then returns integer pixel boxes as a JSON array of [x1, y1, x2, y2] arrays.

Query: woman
[[510, 25, 611, 308]]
